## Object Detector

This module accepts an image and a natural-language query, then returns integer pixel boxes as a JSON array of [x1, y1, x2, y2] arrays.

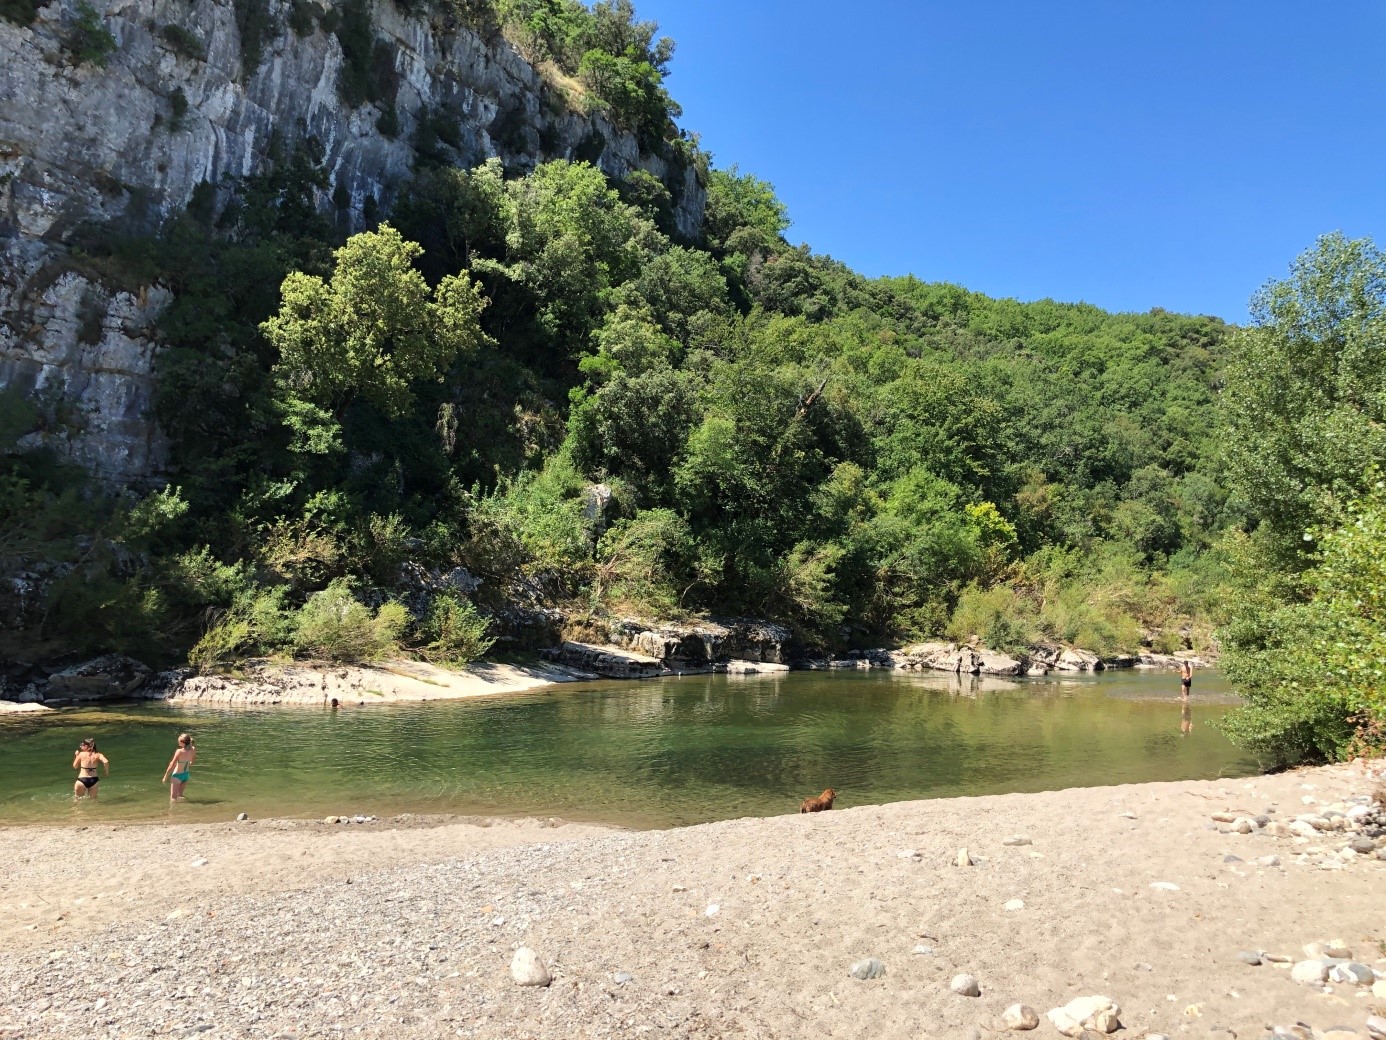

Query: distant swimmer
[[73, 739, 110, 801], [162, 733, 196, 803], [1179, 660, 1194, 699]]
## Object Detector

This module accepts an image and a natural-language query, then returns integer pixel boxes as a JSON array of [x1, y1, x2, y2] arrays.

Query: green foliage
[[232, 0, 275, 75], [168, 87, 190, 131], [159, 23, 205, 61], [335, 0, 399, 108], [1219, 481, 1386, 765], [293, 579, 408, 662], [287, 0, 316, 36], [419, 592, 495, 665], [0, 0, 39, 27], [65, 1, 116, 67], [1222, 233, 1386, 568], [262, 224, 491, 419]]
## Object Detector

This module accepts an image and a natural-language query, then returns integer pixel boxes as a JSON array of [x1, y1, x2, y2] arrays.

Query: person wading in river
[[162, 733, 196, 803], [1179, 659, 1194, 700], [72, 739, 110, 801]]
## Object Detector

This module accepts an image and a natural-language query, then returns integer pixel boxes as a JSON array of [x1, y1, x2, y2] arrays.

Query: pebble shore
[[2, 763, 1384, 1040]]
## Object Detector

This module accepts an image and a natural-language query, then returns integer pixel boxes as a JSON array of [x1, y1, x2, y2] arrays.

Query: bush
[[287, 0, 316, 36], [232, 0, 275, 74], [188, 584, 295, 670], [66, 1, 116, 67], [420, 592, 495, 666], [293, 579, 407, 662], [159, 23, 205, 61], [0, 0, 39, 27]]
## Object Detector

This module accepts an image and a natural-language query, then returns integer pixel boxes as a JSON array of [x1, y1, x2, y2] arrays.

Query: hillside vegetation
[[0, 0, 1380, 766]]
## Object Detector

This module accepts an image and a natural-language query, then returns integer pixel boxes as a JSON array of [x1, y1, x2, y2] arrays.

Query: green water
[[0, 669, 1255, 828]]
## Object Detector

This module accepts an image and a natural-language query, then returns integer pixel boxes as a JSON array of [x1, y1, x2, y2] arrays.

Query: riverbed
[[0, 668, 1254, 827]]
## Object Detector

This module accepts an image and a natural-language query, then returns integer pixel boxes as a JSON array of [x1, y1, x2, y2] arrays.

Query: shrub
[[159, 23, 205, 61], [168, 87, 190, 131], [232, 0, 275, 74], [420, 592, 495, 666], [1, 0, 39, 27], [66, 1, 116, 67], [188, 585, 295, 670], [287, 0, 316, 36], [293, 579, 407, 662], [375, 102, 400, 138]]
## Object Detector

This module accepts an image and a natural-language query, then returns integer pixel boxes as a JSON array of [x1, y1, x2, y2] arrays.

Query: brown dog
[[800, 788, 836, 813]]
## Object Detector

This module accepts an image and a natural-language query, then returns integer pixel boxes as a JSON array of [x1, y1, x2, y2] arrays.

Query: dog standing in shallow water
[[800, 788, 836, 813]]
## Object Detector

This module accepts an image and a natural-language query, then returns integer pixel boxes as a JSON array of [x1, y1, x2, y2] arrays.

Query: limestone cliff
[[0, 0, 704, 482]]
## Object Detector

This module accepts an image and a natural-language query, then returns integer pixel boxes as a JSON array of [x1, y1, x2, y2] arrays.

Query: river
[[0, 668, 1255, 827]]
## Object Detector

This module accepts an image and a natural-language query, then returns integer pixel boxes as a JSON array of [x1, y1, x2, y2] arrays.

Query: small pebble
[[235, 813, 249, 822], [1003, 899, 1025, 912], [849, 958, 886, 981], [1236, 951, 1261, 965], [612, 972, 633, 985]]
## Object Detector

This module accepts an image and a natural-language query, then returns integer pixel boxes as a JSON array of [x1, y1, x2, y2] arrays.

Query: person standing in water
[[1179, 659, 1194, 699], [72, 739, 109, 800], [162, 733, 196, 803]]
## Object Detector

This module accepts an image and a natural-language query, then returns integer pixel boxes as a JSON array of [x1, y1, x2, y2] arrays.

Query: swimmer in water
[[161, 733, 196, 803], [73, 739, 110, 801]]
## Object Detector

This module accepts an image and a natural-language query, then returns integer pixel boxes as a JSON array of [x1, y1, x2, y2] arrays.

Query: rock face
[[0, 0, 704, 483]]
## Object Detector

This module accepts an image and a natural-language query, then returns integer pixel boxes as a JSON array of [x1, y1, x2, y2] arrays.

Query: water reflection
[[1181, 697, 1193, 737]]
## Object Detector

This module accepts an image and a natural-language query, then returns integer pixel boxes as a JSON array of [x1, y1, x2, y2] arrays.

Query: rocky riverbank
[[0, 613, 1209, 710], [1, 762, 1383, 1039]]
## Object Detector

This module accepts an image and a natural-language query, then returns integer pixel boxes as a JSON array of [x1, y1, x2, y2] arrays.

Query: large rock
[[543, 641, 664, 680], [1046, 996, 1121, 1037], [0, 0, 705, 484], [38, 654, 153, 703]]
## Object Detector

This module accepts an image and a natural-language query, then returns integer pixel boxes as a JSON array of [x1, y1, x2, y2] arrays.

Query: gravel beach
[[3, 763, 1384, 1040]]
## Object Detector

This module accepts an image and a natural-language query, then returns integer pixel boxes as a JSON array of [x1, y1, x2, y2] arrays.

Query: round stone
[[950, 973, 981, 997]]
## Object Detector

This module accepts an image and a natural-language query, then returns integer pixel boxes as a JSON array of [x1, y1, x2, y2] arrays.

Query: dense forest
[[0, 0, 1381, 766]]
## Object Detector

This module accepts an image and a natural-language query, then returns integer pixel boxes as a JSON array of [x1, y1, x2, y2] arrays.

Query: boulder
[[40, 655, 153, 703], [1047, 997, 1121, 1037], [1055, 648, 1102, 672]]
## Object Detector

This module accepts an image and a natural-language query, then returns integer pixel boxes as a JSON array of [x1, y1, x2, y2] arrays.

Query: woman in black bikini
[[73, 739, 110, 800]]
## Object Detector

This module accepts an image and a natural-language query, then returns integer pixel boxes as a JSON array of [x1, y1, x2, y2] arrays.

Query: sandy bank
[[171, 657, 598, 706], [2, 763, 1384, 1039]]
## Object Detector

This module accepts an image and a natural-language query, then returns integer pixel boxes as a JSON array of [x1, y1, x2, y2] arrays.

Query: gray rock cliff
[[0, 0, 704, 482]]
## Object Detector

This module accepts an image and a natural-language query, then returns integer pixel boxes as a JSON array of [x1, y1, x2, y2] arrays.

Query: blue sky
[[634, 1, 1385, 321]]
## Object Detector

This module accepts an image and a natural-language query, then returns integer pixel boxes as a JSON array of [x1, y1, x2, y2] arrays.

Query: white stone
[[849, 958, 886, 980], [1374, 979, 1386, 1000], [1003, 899, 1025, 912], [510, 947, 550, 987], [1290, 960, 1329, 985], [1002, 835, 1033, 846], [950, 973, 981, 996], [1231, 817, 1255, 833], [956, 848, 974, 867], [189, 858, 208, 867], [1288, 820, 1319, 838], [1000, 1003, 1039, 1030], [1046, 995, 1121, 1036], [1149, 881, 1180, 891], [704, 903, 720, 917]]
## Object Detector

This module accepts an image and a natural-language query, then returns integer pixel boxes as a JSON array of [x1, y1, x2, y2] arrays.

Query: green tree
[[262, 224, 490, 419], [1221, 233, 1386, 565]]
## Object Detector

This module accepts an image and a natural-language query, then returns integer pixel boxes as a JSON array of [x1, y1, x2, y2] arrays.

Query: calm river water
[[0, 668, 1255, 827]]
